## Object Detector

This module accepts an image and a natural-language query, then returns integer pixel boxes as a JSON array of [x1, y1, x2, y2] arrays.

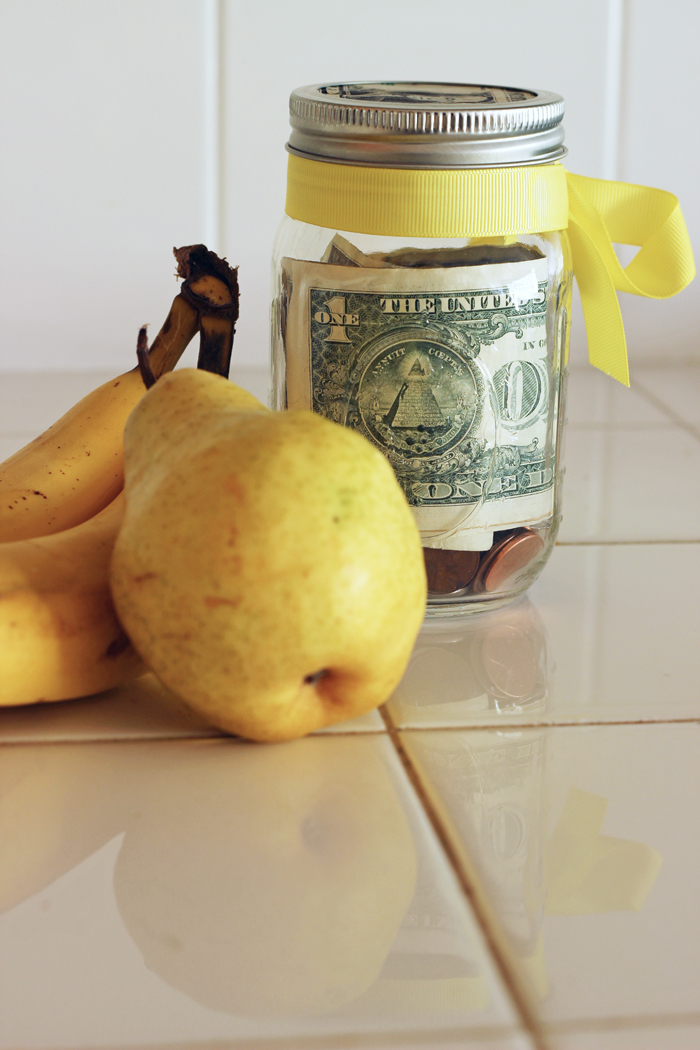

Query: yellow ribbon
[[286, 154, 695, 386]]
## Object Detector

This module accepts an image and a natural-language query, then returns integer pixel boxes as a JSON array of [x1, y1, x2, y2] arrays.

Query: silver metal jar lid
[[288, 82, 566, 169]]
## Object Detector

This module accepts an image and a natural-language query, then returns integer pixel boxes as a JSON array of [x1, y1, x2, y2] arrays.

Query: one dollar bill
[[284, 241, 556, 551]]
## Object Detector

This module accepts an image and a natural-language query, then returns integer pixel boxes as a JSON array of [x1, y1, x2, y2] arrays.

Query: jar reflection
[[391, 596, 549, 722], [396, 601, 664, 1003]]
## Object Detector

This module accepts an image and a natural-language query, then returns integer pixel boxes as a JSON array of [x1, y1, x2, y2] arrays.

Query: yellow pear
[[110, 369, 426, 741]]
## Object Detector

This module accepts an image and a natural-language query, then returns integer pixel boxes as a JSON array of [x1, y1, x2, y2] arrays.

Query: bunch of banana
[[0, 244, 239, 707], [0, 494, 146, 705]]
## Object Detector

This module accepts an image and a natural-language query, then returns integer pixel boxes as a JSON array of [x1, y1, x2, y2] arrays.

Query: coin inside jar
[[423, 548, 481, 594], [474, 530, 545, 594]]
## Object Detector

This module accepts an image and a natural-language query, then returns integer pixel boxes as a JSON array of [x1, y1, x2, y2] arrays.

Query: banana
[[0, 243, 240, 543], [0, 297, 199, 542], [0, 492, 146, 706]]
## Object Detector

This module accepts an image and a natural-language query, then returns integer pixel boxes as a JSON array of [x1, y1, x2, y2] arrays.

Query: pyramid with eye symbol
[[384, 357, 445, 429]]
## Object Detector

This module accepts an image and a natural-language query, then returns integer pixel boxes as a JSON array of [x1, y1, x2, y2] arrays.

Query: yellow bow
[[566, 173, 696, 384], [285, 155, 696, 386]]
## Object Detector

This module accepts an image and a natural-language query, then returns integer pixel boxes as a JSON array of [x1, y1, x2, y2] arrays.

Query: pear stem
[[304, 669, 329, 686]]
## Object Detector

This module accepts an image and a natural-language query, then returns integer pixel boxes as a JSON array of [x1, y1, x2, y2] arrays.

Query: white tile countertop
[[1, 363, 699, 1050]]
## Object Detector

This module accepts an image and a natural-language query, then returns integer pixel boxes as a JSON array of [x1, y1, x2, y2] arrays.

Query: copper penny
[[471, 531, 518, 594], [479, 531, 545, 593], [423, 547, 480, 594]]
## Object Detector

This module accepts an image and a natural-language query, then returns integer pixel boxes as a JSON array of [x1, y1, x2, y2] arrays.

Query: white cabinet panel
[[0, 1, 209, 373], [223, 0, 610, 367], [617, 0, 700, 364]]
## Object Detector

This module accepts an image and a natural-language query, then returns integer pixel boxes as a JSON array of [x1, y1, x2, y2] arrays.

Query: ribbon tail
[[568, 216, 630, 386]]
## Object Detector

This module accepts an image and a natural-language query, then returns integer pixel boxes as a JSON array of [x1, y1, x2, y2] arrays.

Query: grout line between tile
[[555, 538, 700, 546], [49, 1025, 532, 1050], [545, 1010, 700, 1036], [379, 705, 550, 1050], [0, 726, 391, 748], [4, 714, 698, 748], [566, 421, 675, 430], [390, 718, 700, 732], [0, 733, 218, 750]]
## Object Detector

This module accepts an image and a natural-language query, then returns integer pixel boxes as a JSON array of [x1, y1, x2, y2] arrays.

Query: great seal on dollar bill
[[351, 325, 485, 461]]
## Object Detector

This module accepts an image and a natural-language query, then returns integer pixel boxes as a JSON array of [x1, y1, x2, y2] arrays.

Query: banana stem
[[175, 243, 240, 379], [135, 245, 239, 386], [143, 293, 200, 378], [197, 314, 236, 376], [136, 328, 157, 390]]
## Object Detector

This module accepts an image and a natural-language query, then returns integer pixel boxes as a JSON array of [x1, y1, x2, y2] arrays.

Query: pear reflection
[[113, 738, 417, 1017], [0, 743, 127, 913], [1, 735, 500, 1026], [393, 596, 549, 722]]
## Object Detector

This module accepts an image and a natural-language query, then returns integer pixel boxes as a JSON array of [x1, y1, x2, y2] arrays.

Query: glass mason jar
[[271, 83, 573, 615]]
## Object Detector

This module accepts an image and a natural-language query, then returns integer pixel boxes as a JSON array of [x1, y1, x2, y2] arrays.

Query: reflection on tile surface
[[0, 672, 384, 743], [530, 544, 700, 722], [0, 667, 384, 743], [402, 723, 700, 1026], [388, 599, 549, 728], [0, 673, 219, 743], [0, 735, 519, 1047], [390, 542, 700, 727], [559, 425, 700, 542]]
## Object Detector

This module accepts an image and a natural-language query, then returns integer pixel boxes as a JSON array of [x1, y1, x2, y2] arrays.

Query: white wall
[[0, 0, 697, 375]]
